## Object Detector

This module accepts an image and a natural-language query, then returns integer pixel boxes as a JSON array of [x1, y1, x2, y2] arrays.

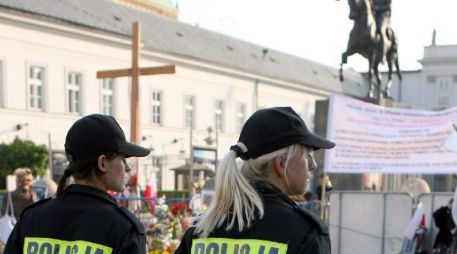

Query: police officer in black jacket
[[175, 107, 335, 254], [5, 114, 151, 254]]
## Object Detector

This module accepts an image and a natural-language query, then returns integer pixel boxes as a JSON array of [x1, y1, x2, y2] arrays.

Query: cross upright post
[[97, 21, 176, 146]]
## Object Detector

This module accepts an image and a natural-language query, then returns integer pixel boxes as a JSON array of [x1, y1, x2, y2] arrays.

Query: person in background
[[316, 174, 333, 201], [433, 198, 456, 252], [1, 168, 37, 219], [5, 114, 151, 254], [189, 187, 203, 216], [175, 107, 335, 254]]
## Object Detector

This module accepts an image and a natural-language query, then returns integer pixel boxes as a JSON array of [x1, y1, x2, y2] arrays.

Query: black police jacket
[[175, 181, 331, 254], [5, 184, 146, 254]]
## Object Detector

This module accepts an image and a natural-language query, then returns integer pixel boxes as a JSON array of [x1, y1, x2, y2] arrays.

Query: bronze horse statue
[[340, 0, 401, 99]]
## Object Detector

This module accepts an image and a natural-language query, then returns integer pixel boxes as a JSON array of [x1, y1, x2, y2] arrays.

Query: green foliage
[[0, 137, 49, 177]]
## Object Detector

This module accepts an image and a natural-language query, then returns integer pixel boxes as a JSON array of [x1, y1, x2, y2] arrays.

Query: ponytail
[[194, 144, 300, 238], [194, 150, 263, 237], [56, 169, 73, 198]]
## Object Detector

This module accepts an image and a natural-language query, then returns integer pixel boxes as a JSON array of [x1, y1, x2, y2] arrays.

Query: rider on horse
[[371, 0, 392, 64]]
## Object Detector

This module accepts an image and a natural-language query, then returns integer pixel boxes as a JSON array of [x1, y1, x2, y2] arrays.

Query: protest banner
[[325, 94, 457, 174]]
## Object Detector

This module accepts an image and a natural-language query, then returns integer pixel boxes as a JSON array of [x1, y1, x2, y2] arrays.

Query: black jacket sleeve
[[298, 231, 331, 254], [175, 227, 196, 254], [4, 219, 22, 254], [118, 229, 146, 254]]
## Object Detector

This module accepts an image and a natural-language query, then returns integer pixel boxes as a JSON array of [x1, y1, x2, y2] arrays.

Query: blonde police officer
[[5, 114, 150, 254], [175, 107, 335, 254]]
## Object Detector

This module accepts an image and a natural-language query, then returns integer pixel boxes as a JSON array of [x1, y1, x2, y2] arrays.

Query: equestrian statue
[[339, 0, 402, 100]]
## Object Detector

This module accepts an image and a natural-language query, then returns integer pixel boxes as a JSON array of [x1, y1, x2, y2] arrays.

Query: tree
[[0, 137, 49, 176]]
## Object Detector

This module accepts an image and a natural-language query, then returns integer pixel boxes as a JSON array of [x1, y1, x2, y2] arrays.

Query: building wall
[[388, 44, 457, 111], [0, 13, 332, 190]]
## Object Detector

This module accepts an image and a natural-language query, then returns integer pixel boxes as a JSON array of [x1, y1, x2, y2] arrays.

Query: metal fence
[[329, 191, 455, 254]]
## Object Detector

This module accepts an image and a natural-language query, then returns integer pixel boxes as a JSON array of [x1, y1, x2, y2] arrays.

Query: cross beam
[[96, 21, 176, 145]]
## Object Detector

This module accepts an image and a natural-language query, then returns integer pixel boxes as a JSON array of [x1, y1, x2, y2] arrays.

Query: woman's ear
[[97, 155, 108, 173], [273, 156, 285, 177]]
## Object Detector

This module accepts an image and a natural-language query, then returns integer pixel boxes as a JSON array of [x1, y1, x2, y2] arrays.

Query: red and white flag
[[144, 170, 157, 201], [404, 202, 424, 240]]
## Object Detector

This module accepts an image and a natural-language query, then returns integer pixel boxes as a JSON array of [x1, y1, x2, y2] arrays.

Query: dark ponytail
[[56, 158, 98, 198], [56, 169, 73, 198]]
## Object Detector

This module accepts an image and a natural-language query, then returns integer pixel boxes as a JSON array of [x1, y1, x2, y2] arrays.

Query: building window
[[152, 156, 163, 190], [67, 72, 82, 114], [438, 77, 450, 90], [303, 101, 315, 131], [184, 95, 195, 128], [427, 75, 436, 84], [215, 99, 224, 132], [438, 96, 449, 107], [28, 65, 45, 110], [433, 175, 446, 192], [101, 79, 114, 116], [236, 103, 246, 132], [453, 75, 457, 83], [151, 90, 162, 125]]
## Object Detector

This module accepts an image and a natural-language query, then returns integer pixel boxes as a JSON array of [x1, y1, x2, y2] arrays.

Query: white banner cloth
[[324, 94, 457, 174]]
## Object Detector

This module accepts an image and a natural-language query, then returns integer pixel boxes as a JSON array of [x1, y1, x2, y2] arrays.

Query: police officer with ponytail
[[5, 114, 150, 254], [176, 107, 335, 254]]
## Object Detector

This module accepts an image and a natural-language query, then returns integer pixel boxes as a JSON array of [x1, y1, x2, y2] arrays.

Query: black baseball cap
[[65, 114, 150, 162], [238, 107, 335, 159]]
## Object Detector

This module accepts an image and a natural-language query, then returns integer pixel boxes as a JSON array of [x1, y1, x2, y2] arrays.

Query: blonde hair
[[194, 144, 300, 238]]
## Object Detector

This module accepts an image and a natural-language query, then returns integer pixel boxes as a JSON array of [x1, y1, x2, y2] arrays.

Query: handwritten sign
[[325, 94, 457, 174]]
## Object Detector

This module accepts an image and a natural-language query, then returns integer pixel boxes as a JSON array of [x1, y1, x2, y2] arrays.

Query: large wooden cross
[[97, 21, 175, 145]]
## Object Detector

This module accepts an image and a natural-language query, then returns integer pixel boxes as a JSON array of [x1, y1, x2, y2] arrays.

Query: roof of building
[[0, 0, 366, 95]]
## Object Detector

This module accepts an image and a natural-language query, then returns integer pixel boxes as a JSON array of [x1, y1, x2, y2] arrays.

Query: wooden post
[[131, 21, 140, 145], [96, 21, 176, 145], [96, 21, 176, 184]]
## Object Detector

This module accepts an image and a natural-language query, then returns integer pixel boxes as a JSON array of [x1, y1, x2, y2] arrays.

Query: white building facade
[[388, 44, 457, 111], [0, 0, 364, 190]]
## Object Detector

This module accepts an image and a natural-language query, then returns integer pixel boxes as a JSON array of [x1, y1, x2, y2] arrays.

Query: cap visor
[[117, 142, 151, 157], [303, 134, 335, 150]]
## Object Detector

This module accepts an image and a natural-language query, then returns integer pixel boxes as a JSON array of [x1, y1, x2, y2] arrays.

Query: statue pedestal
[[356, 96, 415, 109]]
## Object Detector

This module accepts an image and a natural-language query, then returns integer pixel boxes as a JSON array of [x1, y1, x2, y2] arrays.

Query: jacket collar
[[253, 180, 329, 235], [252, 181, 296, 205], [64, 184, 118, 206], [252, 180, 282, 194]]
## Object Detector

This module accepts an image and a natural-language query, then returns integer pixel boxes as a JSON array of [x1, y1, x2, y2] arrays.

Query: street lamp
[[189, 126, 194, 194], [205, 125, 219, 169], [0, 123, 28, 136], [204, 126, 215, 145]]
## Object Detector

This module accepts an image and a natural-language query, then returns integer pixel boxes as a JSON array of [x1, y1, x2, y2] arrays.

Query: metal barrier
[[329, 191, 457, 254], [329, 191, 414, 254], [417, 192, 454, 253]]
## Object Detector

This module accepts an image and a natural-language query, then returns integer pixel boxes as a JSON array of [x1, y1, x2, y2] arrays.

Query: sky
[[176, 0, 457, 72]]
